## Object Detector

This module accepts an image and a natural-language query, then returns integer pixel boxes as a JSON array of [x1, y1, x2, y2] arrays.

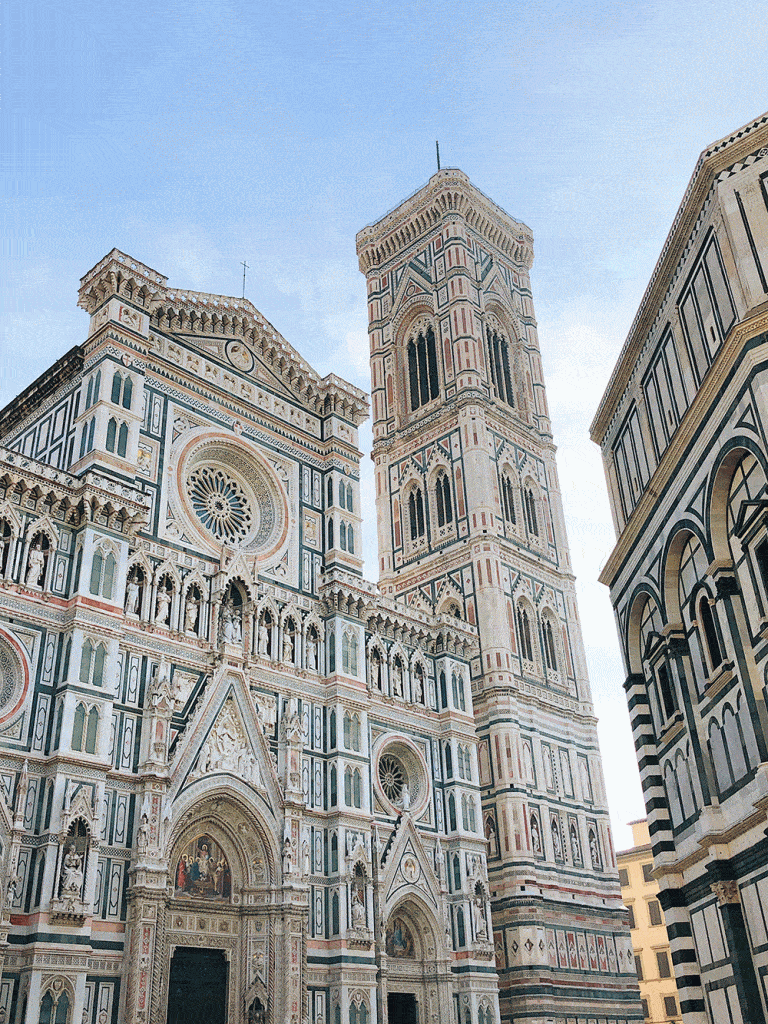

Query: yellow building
[[618, 820, 682, 1023]]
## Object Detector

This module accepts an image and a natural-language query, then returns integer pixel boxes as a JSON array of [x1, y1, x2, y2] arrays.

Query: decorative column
[[278, 700, 309, 1024], [122, 660, 174, 1024]]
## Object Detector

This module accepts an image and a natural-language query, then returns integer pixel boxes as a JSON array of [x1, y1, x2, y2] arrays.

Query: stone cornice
[[356, 169, 534, 273], [0, 346, 83, 439], [591, 111, 768, 443], [78, 249, 370, 427], [319, 566, 477, 656], [599, 312, 768, 590], [0, 445, 150, 531]]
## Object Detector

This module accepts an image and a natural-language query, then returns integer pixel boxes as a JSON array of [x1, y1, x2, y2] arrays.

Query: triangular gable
[[380, 813, 441, 913], [393, 267, 433, 314], [169, 666, 283, 816], [483, 268, 513, 309]]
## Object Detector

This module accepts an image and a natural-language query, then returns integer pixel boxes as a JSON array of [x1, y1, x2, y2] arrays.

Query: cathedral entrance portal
[[388, 992, 418, 1024], [167, 946, 228, 1024]]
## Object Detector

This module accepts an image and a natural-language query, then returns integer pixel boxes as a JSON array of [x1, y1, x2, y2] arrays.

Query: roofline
[[590, 111, 768, 444]]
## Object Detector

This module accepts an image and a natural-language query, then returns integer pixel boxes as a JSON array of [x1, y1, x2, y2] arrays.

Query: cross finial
[[240, 260, 250, 299], [435, 140, 441, 171]]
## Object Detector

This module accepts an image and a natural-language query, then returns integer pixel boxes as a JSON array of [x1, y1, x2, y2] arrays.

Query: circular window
[[172, 432, 289, 560], [378, 754, 406, 803], [373, 737, 430, 818], [187, 466, 253, 544], [0, 630, 28, 725]]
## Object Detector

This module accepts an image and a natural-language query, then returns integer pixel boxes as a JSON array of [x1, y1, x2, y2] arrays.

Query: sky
[[2, 0, 767, 849]]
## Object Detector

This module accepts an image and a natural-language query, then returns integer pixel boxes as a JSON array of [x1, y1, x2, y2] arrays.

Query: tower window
[[408, 487, 426, 541], [524, 486, 539, 536], [517, 606, 534, 663], [486, 327, 515, 407], [407, 326, 439, 411], [435, 471, 453, 527], [501, 473, 516, 525], [542, 617, 558, 672]]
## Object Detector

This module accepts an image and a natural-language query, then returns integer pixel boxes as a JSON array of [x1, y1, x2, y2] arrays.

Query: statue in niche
[[589, 829, 600, 868], [137, 813, 150, 853], [61, 846, 84, 897], [306, 632, 318, 671], [184, 593, 200, 634], [473, 889, 488, 940], [399, 784, 411, 811], [283, 628, 294, 664], [392, 660, 403, 697], [155, 585, 171, 626], [258, 617, 270, 657], [352, 886, 366, 927], [25, 542, 45, 587], [570, 821, 581, 863], [551, 817, 562, 860], [530, 813, 542, 854], [221, 598, 242, 644], [282, 837, 293, 876], [125, 576, 140, 616], [412, 669, 423, 704]]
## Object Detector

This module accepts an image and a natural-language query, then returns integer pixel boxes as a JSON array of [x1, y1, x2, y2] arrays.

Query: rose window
[[187, 466, 254, 544], [0, 644, 16, 710], [0, 632, 26, 726], [378, 754, 405, 803]]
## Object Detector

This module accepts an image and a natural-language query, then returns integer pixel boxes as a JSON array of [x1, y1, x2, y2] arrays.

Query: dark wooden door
[[167, 946, 228, 1024], [388, 992, 418, 1024]]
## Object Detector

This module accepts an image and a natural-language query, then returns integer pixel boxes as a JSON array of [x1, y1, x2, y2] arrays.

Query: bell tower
[[357, 171, 639, 1023]]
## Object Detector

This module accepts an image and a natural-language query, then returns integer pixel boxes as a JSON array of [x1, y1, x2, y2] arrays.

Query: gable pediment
[[169, 666, 283, 815], [380, 813, 441, 912]]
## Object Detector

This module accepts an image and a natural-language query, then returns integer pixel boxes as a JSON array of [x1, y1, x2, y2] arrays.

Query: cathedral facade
[[0, 173, 637, 1023], [592, 112, 768, 1023]]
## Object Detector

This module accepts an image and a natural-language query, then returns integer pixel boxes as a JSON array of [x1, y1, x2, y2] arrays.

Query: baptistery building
[[0, 172, 637, 1023], [592, 112, 768, 1023]]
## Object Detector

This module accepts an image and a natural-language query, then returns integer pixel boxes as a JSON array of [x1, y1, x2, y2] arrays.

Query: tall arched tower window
[[407, 325, 439, 411], [486, 326, 515, 407]]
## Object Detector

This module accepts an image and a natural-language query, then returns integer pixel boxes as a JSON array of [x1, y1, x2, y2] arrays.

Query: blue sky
[[2, 0, 767, 846]]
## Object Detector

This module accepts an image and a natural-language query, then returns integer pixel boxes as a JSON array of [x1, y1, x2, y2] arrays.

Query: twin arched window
[[343, 711, 361, 751], [486, 326, 515, 407], [516, 605, 534, 663], [72, 702, 99, 754], [542, 617, 558, 672], [344, 766, 362, 807], [435, 470, 453, 528], [342, 631, 359, 675], [85, 370, 101, 409], [79, 639, 106, 686], [79, 417, 96, 459], [408, 488, 426, 541], [111, 371, 133, 409], [407, 326, 439, 411], [90, 548, 116, 599], [106, 417, 129, 457]]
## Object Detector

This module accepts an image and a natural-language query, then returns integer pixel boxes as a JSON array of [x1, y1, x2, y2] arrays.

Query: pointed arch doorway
[[383, 900, 452, 1024], [167, 946, 228, 1024]]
